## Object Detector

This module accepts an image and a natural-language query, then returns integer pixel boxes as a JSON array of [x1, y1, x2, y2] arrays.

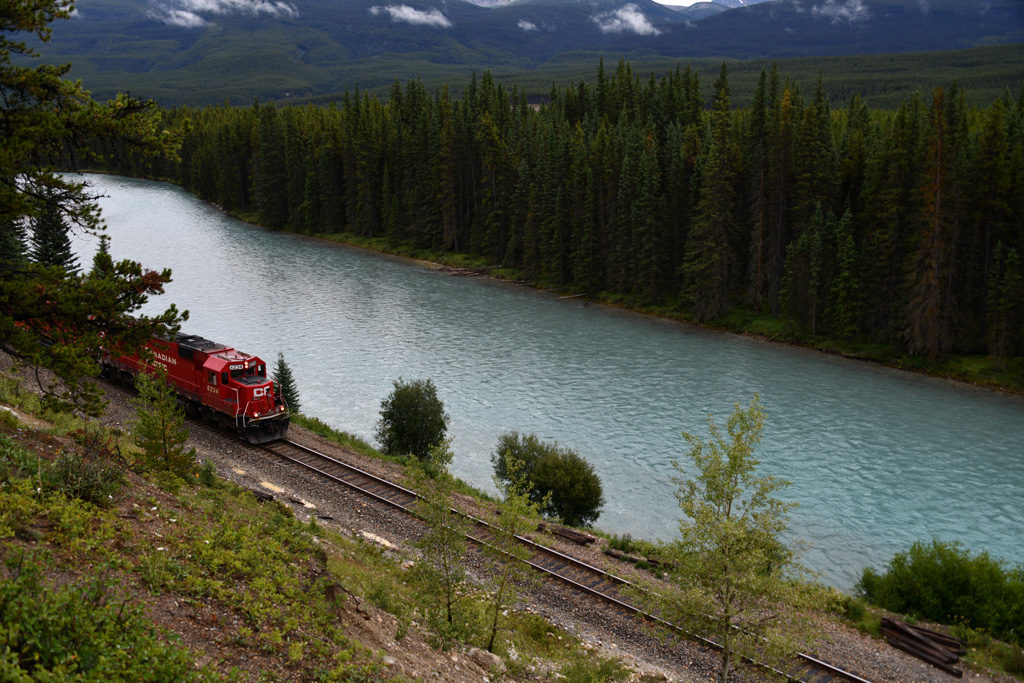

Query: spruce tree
[[132, 368, 196, 477], [903, 86, 967, 359], [0, 216, 26, 272], [682, 63, 742, 322], [272, 352, 301, 414], [988, 244, 1024, 366], [829, 210, 862, 338], [29, 193, 78, 273], [0, 1, 184, 415]]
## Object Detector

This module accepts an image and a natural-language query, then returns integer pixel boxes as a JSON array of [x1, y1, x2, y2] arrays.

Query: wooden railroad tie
[[536, 521, 597, 546], [880, 616, 966, 677]]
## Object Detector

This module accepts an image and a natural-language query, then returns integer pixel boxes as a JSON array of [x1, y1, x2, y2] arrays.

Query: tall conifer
[[682, 64, 742, 321], [30, 192, 78, 273]]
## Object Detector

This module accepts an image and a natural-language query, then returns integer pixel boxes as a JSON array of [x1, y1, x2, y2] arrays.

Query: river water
[[75, 174, 1024, 590]]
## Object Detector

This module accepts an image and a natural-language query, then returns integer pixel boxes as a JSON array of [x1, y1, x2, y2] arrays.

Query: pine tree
[[903, 86, 967, 359], [746, 69, 771, 312], [780, 204, 829, 336], [132, 368, 196, 477], [631, 129, 664, 302], [988, 244, 1024, 366], [829, 210, 862, 338], [273, 352, 301, 414], [30, 192, 79, 273], [0, 0, 184, 416], [0, 216, 26, 272], [682, 64, 742, 322], [252, 103, 289, 229]]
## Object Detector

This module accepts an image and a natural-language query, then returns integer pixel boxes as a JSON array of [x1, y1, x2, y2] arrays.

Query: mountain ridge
[[35, 0, 1024, 104]]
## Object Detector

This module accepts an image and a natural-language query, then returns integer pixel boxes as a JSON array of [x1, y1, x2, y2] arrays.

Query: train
[[103, 333, 289, 443]]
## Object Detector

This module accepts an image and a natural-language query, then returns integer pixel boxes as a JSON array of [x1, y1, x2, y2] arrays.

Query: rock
[[638, 672, 669, 682], [468, 647, 506, 674], [382, 655, 396, 666]]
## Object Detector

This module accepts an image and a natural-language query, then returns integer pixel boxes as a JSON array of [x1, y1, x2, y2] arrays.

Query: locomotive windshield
[[230, 366, 265, 379]]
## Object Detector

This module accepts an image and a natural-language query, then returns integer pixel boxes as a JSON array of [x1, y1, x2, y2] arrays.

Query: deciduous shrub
[[858, 539, 1024, 643], [46, 452, 124, 507], [375, 378, 449, 462], [492, 431, 604, 527], [0, 551, 210, 681]]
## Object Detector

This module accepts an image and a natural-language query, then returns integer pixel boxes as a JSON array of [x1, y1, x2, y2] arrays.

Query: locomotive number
[[229, 364, 243, 370]]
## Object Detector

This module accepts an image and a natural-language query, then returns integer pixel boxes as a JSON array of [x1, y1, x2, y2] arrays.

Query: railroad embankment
[[1, 359, 1017, 681], [0, 363, 683, 681]]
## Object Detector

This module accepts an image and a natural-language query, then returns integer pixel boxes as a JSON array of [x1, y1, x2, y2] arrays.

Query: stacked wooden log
[[536, 521, 597, 545], [880, 616, 966, 677]]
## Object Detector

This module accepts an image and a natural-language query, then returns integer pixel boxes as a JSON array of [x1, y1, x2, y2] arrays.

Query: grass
[[291, 412, 498, 504], [291, 413, 391, 463], [817, 582, 1024, 679], [0, 380, 635, 680]]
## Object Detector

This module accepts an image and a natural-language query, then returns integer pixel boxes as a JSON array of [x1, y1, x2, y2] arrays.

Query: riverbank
[[4, 357, 1016, 682], [79, 169, 1023, 396], [302, 228, 1024, 397]]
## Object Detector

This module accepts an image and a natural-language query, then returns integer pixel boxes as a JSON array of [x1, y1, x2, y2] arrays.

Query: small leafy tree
[[483, 458, 548, 653], [273, 351, 301, 413], [375, 378, 449, 462], [492, 431, 604, 527], [131, 367, 195, 477], [658, 395, 807, 683], [410, 440, 471, 647]]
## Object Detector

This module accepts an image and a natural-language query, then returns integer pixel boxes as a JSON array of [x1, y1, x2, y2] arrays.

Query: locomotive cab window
[[207, 371, 217, 385], [221, 372, 229, 385]]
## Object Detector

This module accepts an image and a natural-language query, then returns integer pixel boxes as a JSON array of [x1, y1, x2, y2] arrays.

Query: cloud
[[368, 5, 453, 27], [590, 4, 661, 35], [154, 8, 208, 26], [148, 0, 299, 27], [517, 19, 538, 31], [811, 0, 870, 24]]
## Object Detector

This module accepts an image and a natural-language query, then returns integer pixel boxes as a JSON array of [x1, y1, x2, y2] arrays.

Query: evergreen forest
[[107, 62, 1024, 369]]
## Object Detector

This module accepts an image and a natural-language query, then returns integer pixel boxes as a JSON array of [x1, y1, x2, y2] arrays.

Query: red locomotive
[[104, 333, 289, 443]]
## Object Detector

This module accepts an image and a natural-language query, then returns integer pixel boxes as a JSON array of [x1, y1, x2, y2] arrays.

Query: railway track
[[259, 438, 871, 683]]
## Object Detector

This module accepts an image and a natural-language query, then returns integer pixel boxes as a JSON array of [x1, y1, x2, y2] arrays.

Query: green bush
[[492, 431, 604, 527], [46, 451, 124, 508], [374, 378, 449, 462], [0, 434, 40, 484], [858, 539, 1024, 643], [0, 551, 214, 681]]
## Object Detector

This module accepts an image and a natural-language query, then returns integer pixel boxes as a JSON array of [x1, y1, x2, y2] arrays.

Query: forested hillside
[[108, 63, 1024, 369]]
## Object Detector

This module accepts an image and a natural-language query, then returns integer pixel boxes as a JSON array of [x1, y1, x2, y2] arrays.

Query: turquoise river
[[76, 174, 1024, 590]]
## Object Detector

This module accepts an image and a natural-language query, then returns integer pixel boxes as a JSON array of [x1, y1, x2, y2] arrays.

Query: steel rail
[[259, 438, 871, 683]]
